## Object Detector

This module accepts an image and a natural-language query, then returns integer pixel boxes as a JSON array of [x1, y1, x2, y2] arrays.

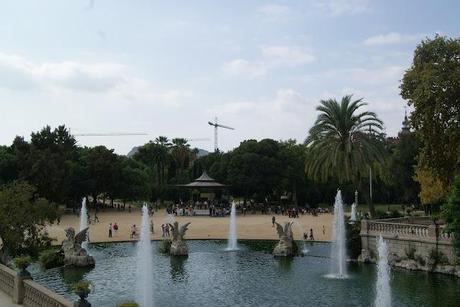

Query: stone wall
[[0, 263, 73, 306], [360, 218, 459, 276]]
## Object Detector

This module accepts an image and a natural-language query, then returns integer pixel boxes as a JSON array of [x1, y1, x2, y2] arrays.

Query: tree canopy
[[401, 35, 460, 190]]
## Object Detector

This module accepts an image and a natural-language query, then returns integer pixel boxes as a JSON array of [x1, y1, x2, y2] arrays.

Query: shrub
[[415, 254, 426, 266], [73, 280, 91, 296], [346, 222, 361, 259], [404, 245, 416, 260], [442, 176, 460, 255], [158, 239, 171, 254], [13, 255, 32, 271], [429, 249, 450, 267], [39, 249, 64, 269]]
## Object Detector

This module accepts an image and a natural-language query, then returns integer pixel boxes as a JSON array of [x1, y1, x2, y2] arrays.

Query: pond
[[30, 240, 460, 307]]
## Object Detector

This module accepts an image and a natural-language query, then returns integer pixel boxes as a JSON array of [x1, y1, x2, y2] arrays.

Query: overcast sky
[[1, 0, 459, 154]]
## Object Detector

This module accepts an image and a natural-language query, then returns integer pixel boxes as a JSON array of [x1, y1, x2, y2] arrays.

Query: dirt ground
[[46, 208, 333, 244]]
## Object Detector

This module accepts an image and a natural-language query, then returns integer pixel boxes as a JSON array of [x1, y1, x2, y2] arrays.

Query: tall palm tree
[[305, 95, 385, 216]]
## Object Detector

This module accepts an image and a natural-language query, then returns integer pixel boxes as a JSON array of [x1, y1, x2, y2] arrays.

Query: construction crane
[[208, 117, 234, 152]]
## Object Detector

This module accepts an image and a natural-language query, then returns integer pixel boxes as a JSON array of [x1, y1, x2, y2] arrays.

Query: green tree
[[442, 176, 460, 254], [383, 132, 421, 204], [401, 35, 460, 190], [86, 146, 121, 205], [0, 181, 57, 258], [305, 95, 385, 216], [117, 157, 151, 204], [227, 139, 282, 202]]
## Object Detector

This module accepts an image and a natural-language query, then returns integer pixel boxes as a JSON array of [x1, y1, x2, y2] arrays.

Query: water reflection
[[61, 266, 93, 292], [170, 256, 187, 282]]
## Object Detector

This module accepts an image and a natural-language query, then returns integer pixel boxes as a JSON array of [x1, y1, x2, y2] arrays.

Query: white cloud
[[207, 89, 315, 142], [222, 59, 266, 78], [363, 32, 426, 46], [223, 45, 315, 78], [0, 52, 186, 106], [258, 4, 292, 20], [314, 0, 369, 16], [262, 45, 315, 66]]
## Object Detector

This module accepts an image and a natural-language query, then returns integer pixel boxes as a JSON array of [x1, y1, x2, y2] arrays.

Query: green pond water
[[30, 240, 460, 307]]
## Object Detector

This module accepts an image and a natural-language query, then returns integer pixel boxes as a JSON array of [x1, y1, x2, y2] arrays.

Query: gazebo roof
[[177, 171, 228, 188]]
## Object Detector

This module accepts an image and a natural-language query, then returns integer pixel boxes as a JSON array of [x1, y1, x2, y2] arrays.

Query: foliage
[[415, 254, 426, 266], [374, 209, 403, 220], [13, 255, 31, 270], [428, 249, 449, 267], [0, 181, 57, 257], [415, 168, 447, 205], [73, 280, 91, 296], [405, 245, 416, 260], [117, 301, 139, 307], [442, 176, 460, 254], [346, 222, 361, 259], [381, 132, 421, 204], [305, 95, 386, 215], [158, 239, 171, 254], [39, 248, 64, 269], [401, 35, 460, 189]]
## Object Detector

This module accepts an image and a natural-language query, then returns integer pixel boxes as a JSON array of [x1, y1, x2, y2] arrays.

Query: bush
[[429, 249, 450, 267], [117, 300, 139, 307], [415, 254, 426, 266], [39, 249, 64, 269], [158, 239, 171, 254], [346, 222, 361, 259], [405, 245, 416, 260], [73, 280, 91, 296], [442, 176, 460, 255], [13, 255, 31, 271]]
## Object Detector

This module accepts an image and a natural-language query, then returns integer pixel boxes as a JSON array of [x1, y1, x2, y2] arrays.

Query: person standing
[[309, 228, 314, 241], [108, 223, 113, 238], [113, 222, 119, 236], [322, 225, 325, 236], [272, 216, 276, 227]]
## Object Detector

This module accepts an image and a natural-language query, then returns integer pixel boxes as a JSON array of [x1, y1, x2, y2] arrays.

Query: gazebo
[[177, 171, 228, 205]]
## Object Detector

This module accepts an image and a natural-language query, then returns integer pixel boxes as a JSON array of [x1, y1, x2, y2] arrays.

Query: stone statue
[[273, 221, 294, 257], [168, 222, 191, 256], [61, 227, 95, 267]]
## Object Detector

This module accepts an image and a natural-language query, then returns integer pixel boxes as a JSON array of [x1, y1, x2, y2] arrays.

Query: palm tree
[[305, 95, 385, 216]]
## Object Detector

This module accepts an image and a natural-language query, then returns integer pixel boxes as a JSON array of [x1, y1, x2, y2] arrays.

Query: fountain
[[375, 235, 392, 307], [79, 197, 88, 249], [329, 190, 347, 278], [226, 201, 238, 251], [350, 203, 357, 222], [136, 205, 154, 307], [273, 222, 294, 257]]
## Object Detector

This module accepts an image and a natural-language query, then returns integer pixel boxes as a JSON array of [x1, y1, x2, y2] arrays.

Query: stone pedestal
[[13, 272, 31, 304]]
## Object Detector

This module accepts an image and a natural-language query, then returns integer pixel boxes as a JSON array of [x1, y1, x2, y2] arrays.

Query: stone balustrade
[[0, 263, 15, 296], [0, 263, 73, 307], [360, 217, 457, 273], [23, 279, 72, 307]]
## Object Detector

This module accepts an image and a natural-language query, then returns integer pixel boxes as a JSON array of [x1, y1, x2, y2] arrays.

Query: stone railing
[[0, 263, 15, 296], [367, 220, 431, 240], [23, 279, 72, 307], [0, 263, 73, 307]]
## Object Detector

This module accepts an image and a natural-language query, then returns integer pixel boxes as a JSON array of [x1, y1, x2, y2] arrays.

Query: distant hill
[[126, 146, 210, 158]]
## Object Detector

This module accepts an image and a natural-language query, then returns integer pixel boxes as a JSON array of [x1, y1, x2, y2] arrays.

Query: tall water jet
[[329, 190, 347, 278], [79, 197, 88, 249], [375, 235, 391, 307], [136, 205, 154, 307], [226, 201, 238, 251]]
